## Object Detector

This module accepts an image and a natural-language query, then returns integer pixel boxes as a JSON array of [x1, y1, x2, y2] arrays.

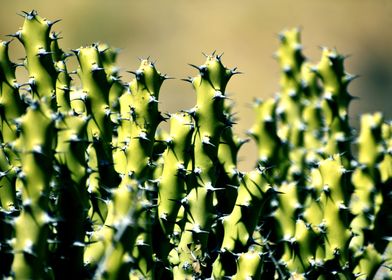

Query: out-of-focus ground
[[1, 0, 392, 171]]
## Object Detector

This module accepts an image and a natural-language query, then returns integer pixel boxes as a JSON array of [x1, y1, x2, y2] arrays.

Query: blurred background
[[1, 0, 392, 170]]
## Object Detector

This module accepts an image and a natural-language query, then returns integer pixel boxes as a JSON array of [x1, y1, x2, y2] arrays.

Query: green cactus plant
[[0, 10, 391, 280]]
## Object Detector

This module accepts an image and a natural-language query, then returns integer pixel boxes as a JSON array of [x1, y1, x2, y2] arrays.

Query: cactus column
[[9, 11, 60, 279], [171, 54, 235, 278]]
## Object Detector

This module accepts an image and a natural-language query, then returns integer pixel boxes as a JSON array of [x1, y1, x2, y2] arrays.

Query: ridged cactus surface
[[0, 11, 391, 279]]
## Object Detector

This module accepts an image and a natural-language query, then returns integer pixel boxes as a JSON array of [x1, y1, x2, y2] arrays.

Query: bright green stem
[[115, 59, 165, 178], [212, 170, 270, 278], [215, 100, 246, 214], [301, 62, 324, 163], [84, 58, 166, 276], [173, 54, 234, 278], [249, 98, 287, 181], [302, 155, 353, 270], [350, 113, 384, 248], [17, 11, 58, 101], [156, 113, 193, 262], [11, 102, 55, 279], [316, 48, 354, 165], [75, 46, 120, 232], [0, 41, 26, 144], [76, 46, 113, 143], [232, 249, 262, 279], [0, 40, 23, 211], [97, 43, 123, 113], [90, 178, 140, 280], [275, 28, 305, 144], [350, 113, 389, 276]]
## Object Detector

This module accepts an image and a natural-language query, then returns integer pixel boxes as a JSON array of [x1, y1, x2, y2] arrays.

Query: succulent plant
[[0, 10, 390, 279]]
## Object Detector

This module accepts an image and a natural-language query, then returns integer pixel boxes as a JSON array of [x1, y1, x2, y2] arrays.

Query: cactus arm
[[11, 102, 55, 279], [16, 11, 58, 102], [232, 249, 262, 280], [75, 46, 113, 142], [275, 28, 305, 145], [0, 41, 26, 144], [172, 54, 234, 278], [123, 60, 165, 278], [0, 41, 24, 213], [212, 170, 270, 278], [316, 48, 355, 165], [91, 179, 140, 280], [301, 62, 324, 162], [86, 59, 165, 279], [156, 112, 193, 265], [97, 43, 124, 115], [248, 98, 287, 182], [120, 59, 165, 178], [350, 113, 391, 277], [73, 46, 121, 241], [215, 100, 248, 215]]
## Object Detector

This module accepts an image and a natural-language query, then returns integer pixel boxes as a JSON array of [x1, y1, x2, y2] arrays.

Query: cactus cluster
[[0, 11, 391, 279]]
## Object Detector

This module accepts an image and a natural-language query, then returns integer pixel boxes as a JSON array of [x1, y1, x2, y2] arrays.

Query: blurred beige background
[[1, 0, 392, 170]]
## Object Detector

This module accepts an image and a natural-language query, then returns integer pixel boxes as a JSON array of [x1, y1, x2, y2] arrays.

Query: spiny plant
[[0, 10, 391, 279]]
